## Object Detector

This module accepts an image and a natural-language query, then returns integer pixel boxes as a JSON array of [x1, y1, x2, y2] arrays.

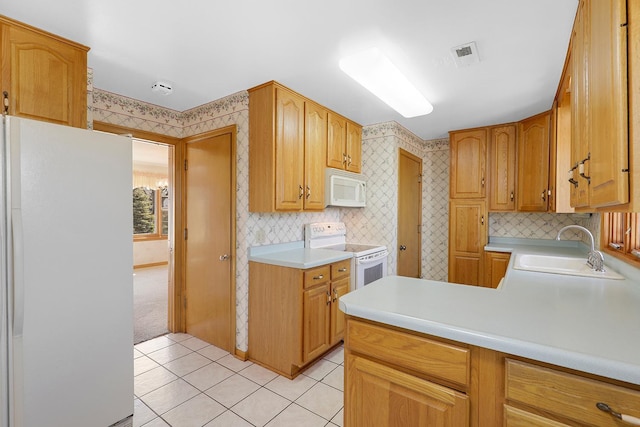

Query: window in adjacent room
[[132, 139, 170, 240], [602, 212, 640, 266]]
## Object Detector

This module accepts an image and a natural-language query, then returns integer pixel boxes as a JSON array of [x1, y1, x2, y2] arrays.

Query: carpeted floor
[[133, 265, 169, 344]]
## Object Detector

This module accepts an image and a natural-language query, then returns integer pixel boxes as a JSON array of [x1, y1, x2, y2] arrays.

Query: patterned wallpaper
[[92, 86, 598, 352]]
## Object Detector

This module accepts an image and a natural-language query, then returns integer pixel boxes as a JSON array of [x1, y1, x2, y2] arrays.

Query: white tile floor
[[134, 334, 344, 427]]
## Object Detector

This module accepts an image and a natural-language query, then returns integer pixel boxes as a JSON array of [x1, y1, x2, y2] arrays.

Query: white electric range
[[305, 222, 388, 290]]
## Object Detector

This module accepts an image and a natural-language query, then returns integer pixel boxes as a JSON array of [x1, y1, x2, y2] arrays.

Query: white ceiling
[[1, 0, 578, 140]]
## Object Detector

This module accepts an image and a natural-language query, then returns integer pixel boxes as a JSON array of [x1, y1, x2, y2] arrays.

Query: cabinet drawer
[[303, 266, 330, 289], [505, 359, 640, 426], [331, 259, 351, 280], [504, 405, 570, 427], [347, 319, 470, 388]]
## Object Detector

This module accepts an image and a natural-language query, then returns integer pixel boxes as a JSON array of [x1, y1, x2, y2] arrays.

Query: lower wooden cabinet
[[345, 354, 469, 426], [248, 259, 350, 377], [344, 316, 640, 427], [484, 251, 511, 288], [505, 359, 640, 426], [448, 199, 487, 286]]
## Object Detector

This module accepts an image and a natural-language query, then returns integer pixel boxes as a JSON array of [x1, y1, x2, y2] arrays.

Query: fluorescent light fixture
[[339, 48, 433, 118]]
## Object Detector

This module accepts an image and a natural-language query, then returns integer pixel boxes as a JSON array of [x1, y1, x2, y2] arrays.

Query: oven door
[[355, 250, 388, 290]]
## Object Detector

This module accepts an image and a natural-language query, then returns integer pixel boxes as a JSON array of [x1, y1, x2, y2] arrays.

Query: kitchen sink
[[513, 253, 624, 280]]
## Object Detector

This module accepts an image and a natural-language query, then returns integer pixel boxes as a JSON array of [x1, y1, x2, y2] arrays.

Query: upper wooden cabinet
[[449, 128, 487, 199], [587, 0, 629, 207], [304, 100, 328, 210], [249, 81, 327, 212], [0, 15, 88, 128], [249, 81, 362, 212], [517, 112, 550, 212], [327, 112, 362, 173], [488, 124, 517, 211], [566, 0, 631, 209]]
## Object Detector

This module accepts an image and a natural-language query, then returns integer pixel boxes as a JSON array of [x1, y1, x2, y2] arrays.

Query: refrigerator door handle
[[12, 208, 24, 337]]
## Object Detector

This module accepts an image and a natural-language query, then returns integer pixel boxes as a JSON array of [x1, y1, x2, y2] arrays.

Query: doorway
[[397, 148, 423, 277], [183, 127, 236, 352], [94, 122, 179, 344], [132, 138, 173, 343]]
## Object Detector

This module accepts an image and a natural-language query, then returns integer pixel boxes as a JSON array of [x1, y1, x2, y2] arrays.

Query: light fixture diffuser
[[339, 48, 433, 118]]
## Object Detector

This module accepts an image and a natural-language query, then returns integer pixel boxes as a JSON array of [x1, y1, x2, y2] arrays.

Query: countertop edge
[[339, 300, 640, 385]]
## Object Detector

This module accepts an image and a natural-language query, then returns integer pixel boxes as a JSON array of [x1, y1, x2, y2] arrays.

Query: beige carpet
[[133, 265, 169, 344]]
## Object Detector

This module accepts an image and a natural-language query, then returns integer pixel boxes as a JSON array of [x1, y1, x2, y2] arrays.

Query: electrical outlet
[[256, 229, 266, 244]]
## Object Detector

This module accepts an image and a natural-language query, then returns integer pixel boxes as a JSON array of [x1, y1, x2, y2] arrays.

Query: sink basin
[[513, 254, 624, 280]]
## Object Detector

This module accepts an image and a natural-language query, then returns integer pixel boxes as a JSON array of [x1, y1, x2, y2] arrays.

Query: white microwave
[[325, 168, 366, 207]]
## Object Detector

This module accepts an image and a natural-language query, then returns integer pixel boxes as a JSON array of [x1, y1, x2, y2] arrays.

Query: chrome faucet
[[555, 225, 605, 272]]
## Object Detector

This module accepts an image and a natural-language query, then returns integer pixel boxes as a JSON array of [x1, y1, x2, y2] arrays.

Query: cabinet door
[[327, 113, 347, 169], [302, 284, 330, 363], [570, 1, 591, 208], [1, 22, 87, 128], [330, 277, 349, 344], [450, 129, 487, 199], [346, 121, 362, 173], [304, 101, 327, 210], [448, 200, 486, 286], [517, 113, 550, 212], [275, 88, 305, 210], [488, 125, 517, 211], [345, 354, 469, 427], [588, 0, 629, 207], [484, 252, 510, 288]]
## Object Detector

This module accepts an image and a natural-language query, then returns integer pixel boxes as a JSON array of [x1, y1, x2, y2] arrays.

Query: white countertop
[[339, 240, 640, 385], [248, 241, 353, 269]]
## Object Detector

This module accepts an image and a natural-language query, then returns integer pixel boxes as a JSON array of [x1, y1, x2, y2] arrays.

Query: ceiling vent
[[450, 42, 480, 67], [151, 81, 173, 95]]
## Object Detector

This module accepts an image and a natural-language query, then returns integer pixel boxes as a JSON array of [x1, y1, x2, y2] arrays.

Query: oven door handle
[[356, 250, 389, 264]]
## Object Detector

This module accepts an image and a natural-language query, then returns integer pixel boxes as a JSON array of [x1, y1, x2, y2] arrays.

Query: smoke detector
[[151, 81, 173, 95], [450, 42, 480, 67]]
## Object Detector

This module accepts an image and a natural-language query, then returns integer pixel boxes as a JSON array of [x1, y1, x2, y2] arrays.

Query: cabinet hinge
[[184, 228, 188, 240], [184, 159, 188, 171], [622, 168, 629, 173]]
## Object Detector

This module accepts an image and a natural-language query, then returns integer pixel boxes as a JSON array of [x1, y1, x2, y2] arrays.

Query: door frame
[[93, 122, 183, 333], [181, 126, 237, 353]]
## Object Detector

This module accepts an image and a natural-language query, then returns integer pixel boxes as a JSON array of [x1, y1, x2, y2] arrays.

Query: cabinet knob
[[332, 288, 338, 303], [306, 185, 311, 199], [541, 190, 546, 202], [399, 245, 407, 251], [313, 274, 324, 280], [481, 215, 485, 225], [299, 185, 304, 199], [347, 155, 352, 166], [510, 191, 514, 201], [326, 290, 332, 305], [481, 177, 485, 187], [3, 91, 8, 114], [338, 268, 347, 272], [219, 254, 230, 261], [343, 153, 347, 165]]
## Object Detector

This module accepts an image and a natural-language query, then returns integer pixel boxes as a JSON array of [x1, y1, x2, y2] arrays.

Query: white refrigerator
[[0, 116, 134, 427]]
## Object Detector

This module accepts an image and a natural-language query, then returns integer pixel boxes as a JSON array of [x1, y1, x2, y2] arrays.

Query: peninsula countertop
[[339, 240, 640, 385]]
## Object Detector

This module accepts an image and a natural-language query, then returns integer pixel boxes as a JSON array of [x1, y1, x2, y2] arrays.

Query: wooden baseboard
[[134, 261, 169, 269], [234, 348, 248, 361]]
